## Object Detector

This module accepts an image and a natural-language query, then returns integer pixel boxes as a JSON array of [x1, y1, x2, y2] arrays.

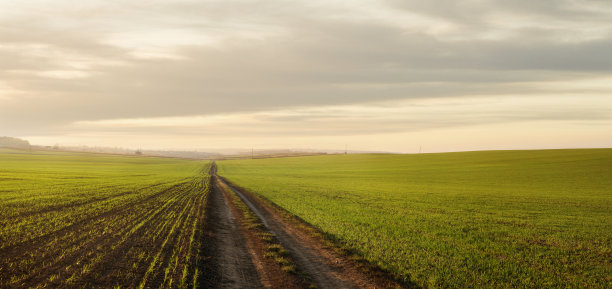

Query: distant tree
[[135, 149, 143, 155], [0, 136, 31, 148]]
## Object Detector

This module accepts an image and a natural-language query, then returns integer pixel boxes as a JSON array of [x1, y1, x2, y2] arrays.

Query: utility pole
[[251, 147, 254, 159], [345, 144, 347, 155], [419, 145, 422, 154]]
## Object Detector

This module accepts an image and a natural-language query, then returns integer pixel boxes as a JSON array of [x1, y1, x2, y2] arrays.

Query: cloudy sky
[[1, 0, 611, 153]]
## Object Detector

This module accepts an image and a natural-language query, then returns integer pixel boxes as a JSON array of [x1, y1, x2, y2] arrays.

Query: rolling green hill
[[218, 149, 612, 288]]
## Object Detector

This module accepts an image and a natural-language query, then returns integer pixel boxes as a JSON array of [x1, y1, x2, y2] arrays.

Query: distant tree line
[[0, 136, 31, 148]]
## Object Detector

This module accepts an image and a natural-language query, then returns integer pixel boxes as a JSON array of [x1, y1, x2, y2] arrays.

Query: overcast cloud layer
[[1, 0, 611, 152]]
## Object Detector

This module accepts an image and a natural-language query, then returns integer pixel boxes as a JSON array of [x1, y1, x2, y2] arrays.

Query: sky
[[1, 0, 611, 153]]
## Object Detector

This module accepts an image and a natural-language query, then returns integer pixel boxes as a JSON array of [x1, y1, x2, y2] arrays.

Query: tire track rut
[[200, 177, 262, 288], [212, 162, 384, 289], [219, 179, 352, 289]]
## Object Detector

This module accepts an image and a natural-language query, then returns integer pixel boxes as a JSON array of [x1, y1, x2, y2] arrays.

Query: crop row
[[0, 149, 211, 288]]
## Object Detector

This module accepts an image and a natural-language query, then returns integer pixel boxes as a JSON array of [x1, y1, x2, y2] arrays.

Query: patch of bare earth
[[214, 166, 411, 289], [198, 178, 262, 289], [216, 176, 311, 289]]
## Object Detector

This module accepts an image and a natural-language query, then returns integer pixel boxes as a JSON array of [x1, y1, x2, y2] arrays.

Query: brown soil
[[213, 163, 409, 289], [0, 182, 180, 256], [198, 179, 262, 288], [216, 176, 311, 289], [0, 181, 200, 289], [3, 161, 411, 289]]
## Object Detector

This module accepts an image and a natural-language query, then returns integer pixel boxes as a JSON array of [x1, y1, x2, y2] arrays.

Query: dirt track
[[199, 180, 262, 288], [210, 162, 400, 289], [223, 181, 354, 288]]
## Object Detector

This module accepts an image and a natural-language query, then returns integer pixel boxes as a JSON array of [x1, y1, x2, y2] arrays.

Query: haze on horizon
[[1, 0, 611, 153]]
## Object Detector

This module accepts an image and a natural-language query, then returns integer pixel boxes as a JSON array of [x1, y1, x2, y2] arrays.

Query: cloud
[[70, 95, 612, 137], [1, 0, 611, 150]]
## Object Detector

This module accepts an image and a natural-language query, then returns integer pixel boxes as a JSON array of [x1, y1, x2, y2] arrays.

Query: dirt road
[[209, 162, 401, 289], [199, 178, 262, 288]]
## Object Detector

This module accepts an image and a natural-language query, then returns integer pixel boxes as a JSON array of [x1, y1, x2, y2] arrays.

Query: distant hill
[[0, 136, 30, 148], [32, 144, 222, 159]]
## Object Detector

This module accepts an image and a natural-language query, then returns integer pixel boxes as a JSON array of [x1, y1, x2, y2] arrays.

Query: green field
[[0, 149, 210, 288], [218, 149, 612, 288]]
